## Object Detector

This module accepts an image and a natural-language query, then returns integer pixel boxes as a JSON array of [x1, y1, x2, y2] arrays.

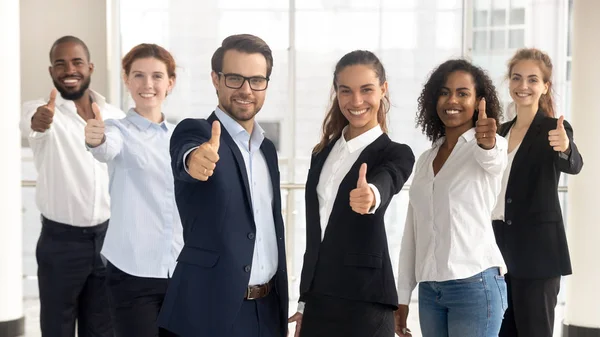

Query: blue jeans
[[418, 267, 507, 337]]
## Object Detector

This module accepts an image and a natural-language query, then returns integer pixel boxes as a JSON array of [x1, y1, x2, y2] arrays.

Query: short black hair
[[416, 59, 502, 143], [49, 35, 91, 62]]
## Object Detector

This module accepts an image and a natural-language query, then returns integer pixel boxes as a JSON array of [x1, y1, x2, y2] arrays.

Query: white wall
[[20, 0, 109, 102]]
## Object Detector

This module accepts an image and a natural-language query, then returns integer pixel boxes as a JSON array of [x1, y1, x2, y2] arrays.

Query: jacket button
[[506, 198, 512, 204], [506, 220, 512, 225], [247, 233, 255, 240], [244, 265, 251, 273]]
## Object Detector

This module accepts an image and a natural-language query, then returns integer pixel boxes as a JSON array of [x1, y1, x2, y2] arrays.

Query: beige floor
[[21, 298, 565, 337]]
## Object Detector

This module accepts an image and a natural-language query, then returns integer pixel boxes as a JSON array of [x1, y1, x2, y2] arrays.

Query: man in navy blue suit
[[157, 34, 288, 337]]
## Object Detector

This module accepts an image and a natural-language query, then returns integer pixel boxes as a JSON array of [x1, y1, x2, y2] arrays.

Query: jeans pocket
[[494, 275, 508, 311]]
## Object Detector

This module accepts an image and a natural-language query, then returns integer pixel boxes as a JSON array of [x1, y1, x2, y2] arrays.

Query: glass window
[[473, 31, 488, 51], [491, 9, 506, 26], [510, 8, 525, 25], [491, 30, 506, 49], [508, 28, 525, 48], [474, 10, 488, 27]]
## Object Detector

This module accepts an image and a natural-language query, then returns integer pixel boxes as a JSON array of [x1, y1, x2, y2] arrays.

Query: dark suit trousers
[[105, 262, 177, 337], [300, 293, 394, 337], [229, 291, 282, 337], [36, 216, 112, 337], [499, 273, 561, 337]]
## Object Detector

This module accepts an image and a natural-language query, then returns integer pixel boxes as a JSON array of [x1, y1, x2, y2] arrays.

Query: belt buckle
[[246, 286, 258, 300]]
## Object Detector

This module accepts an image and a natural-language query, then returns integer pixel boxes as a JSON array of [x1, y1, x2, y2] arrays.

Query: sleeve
[[397, 202, 418, 305], [367, 183, 381, 214], [554, 120, 583, 174], [170, 118, 212, 183], [368, 143, 415, 209], [87, 121, 124, 163], [473, 134, 508, 176]]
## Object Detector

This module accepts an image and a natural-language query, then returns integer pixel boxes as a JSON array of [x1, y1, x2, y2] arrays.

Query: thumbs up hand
[[548, 115, 570, 153], [31, 89, 58, 132], [188, 121, 221, 181], [475, 98, 497, 150], [350, 163, 375, 215], [84, 102, 106, 147]]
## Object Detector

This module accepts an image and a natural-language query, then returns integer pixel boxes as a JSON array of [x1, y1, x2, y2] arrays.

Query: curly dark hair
[[416, 59, 502, 143]]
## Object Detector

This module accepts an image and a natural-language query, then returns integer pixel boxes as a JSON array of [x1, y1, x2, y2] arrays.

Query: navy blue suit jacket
[[157, 113, 288, 337]]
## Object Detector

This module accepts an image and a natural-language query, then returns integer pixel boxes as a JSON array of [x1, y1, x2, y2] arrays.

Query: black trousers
[[105, 261, 177, 337], [499, 273, 561, 337], [300, 293, 394, 337], [36, 216, 112, 337]]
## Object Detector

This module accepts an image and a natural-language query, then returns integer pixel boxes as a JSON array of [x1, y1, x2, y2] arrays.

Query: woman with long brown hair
[[492, 48, 584, 337], [288, 50, 415, 337]]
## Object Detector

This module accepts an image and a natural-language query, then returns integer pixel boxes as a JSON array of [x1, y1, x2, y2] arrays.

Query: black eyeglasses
[[218, 72, 270, 91]]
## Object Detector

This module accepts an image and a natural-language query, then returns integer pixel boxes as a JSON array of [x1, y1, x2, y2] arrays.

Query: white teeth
[[349, 109, 367, 115], [446, 109, 460, 115], [140, 93, 155, 98], [63, 79, 78, 84], [516, 93, 530, 97], [235, 99, 251, 104]]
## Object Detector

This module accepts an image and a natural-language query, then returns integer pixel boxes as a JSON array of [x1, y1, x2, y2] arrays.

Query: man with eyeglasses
[[158, 34, 288, 337]]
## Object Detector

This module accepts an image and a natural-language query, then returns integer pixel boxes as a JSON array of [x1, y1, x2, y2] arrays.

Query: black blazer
[[493, 110, 583, 279], [157, 113, 288, 337], [299, 133, 414, 308]]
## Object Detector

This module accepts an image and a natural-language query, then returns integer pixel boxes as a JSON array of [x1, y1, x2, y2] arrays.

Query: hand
[[350, 163, 375, 215], [288, 312, 303, 337], [548, 115, 570, 153], [84, 103, 105, 147], [31, 88, 57, 132], [475, 98, 497, 150], [394, 305, 412, 336], [188, 121, 221, 181]]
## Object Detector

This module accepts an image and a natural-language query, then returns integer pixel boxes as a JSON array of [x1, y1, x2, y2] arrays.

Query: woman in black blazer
[[492, 48, 583, 337], [287, 50, 414, 337]]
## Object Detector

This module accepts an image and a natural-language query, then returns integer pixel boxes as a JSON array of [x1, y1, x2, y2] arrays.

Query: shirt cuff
[[183, 146, 199, 174], [297, 301, 305, 314], [86, 138, 108, 154], [397, 289, 413, 306], [367, 183, 381, 214]]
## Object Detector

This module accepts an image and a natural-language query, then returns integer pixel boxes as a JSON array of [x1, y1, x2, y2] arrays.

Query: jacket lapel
[[208, 113, 253, 217], [505, 111, 545, 174]]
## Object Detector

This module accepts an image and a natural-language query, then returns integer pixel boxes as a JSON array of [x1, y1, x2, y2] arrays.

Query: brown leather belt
[[244, 280, 273, 300]]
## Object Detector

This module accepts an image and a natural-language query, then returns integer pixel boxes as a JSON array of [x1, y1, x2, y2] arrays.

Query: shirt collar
[[433, 127, 476, 147], [340, 125, 383, 154], [215, 106, 265, 148], [55, 89, 107, 110], [126, 108, 169, 131]]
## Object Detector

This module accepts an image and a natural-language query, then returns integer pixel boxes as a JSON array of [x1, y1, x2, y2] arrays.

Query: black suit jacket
[[299, 133, 414, 308], [493, 110, 583, 279], [157, 113, 288, 337]]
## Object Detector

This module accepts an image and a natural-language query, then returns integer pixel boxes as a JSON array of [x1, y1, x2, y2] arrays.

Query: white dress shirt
[[20, 90, 124, 227], [492, 128, 521, 220], [88, 109, 184, 278], [396, 128, 507, 305], [317, 125, 382, 240], [184, 107, 278, 286], [297, 125, 383, 313]]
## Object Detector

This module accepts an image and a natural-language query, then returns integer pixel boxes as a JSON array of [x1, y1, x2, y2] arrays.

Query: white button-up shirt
[[20, 90, 124, 227], [397, 128, 507, 305], [317, 125, 382, 240], [88, 109, 183, 278]]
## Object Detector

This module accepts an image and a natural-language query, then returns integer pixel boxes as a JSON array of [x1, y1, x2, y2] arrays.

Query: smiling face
[[335, 64, 387, 137], [124, 57, 174, 112], [509, 59, 549, 111], [436, 70, 478, 132], [49, 41, 93, 101], [211, 49, 268, 124]]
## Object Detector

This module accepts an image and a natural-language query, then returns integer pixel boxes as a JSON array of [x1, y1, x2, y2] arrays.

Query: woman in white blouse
[[288, 50, 415, 337], [395, 59, 508, 337]]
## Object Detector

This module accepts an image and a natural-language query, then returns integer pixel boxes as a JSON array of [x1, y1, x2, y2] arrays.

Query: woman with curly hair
[[394, 59, 508, 337]]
